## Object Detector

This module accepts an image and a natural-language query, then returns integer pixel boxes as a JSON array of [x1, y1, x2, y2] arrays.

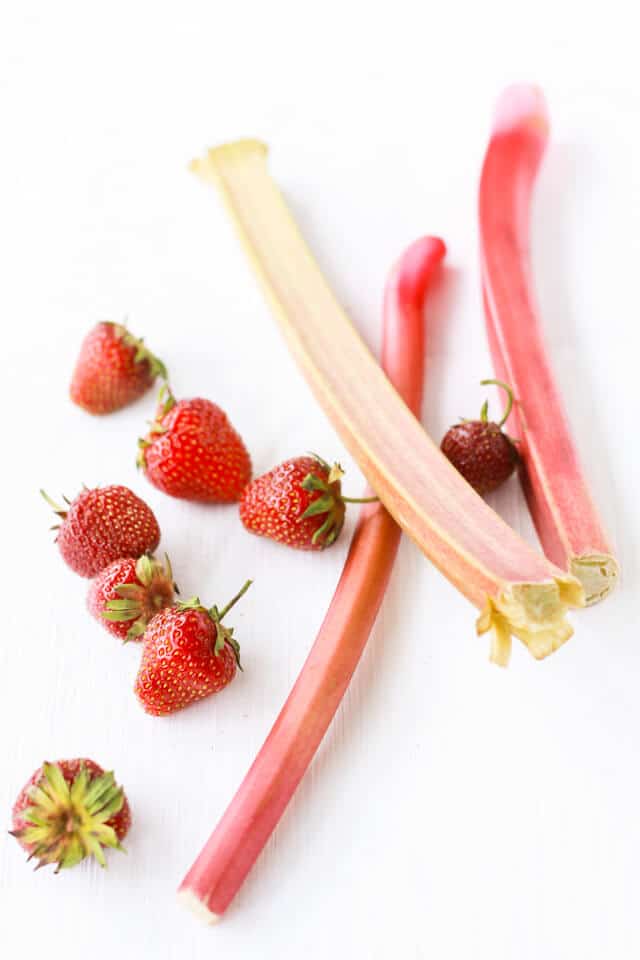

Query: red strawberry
[[137, 386, 251, 503], [134, 581, 251, 716], [11, 758, 130, 871], [440, 379, 519, 495], [87, 553, 176, 641], [70, 321, 167, 415], [43, 484, 161, 578], [239, 454, 375, 550]]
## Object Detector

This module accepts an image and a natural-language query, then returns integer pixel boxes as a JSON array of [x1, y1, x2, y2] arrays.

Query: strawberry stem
[[206, 581, 252, 669], [213, 580, 253, 622], [480, 378, 514, 428], [341, 495, 379, 504]]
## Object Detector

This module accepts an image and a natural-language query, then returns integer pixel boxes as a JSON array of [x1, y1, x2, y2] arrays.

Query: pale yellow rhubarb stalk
[[192, 141, 585, 664]]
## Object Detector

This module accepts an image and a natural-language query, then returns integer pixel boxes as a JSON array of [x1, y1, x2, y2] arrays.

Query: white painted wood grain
[[0, 2, 638, 958]]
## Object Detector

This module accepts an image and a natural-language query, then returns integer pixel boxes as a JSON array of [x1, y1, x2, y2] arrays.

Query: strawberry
[[11, 758, 130, 871], [137, 386, 251, 503], [70, 321, 167, 415], [134, 581, 251, 716], [43, 484, 161, 578], [239, 454, 376, 550], [87, 553, 176, 641], [440, 379, 519, 495]]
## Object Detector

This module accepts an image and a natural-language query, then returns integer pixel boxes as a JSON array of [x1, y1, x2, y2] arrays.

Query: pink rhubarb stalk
[[479, 85, 618, 603], [177, 236, 446, 922]]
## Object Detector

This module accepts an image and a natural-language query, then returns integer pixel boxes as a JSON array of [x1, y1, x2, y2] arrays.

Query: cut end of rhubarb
[[177, 889, 221, 925], [492, 84, 549, 138], [477, 575, 585, 666], [191, 140, 268, 183], [570, 553, 619, 606]]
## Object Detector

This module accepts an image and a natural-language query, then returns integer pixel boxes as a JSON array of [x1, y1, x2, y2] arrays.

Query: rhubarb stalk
[[479, 85, 618, 603], [190, 140, 583, 666], [177, 236, 445, 921]]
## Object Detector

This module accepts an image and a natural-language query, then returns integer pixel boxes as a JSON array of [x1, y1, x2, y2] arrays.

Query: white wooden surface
[[0, 2, 638, 957]]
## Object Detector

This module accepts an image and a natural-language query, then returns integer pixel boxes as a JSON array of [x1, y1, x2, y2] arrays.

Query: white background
[[0, 2, 638, 958]]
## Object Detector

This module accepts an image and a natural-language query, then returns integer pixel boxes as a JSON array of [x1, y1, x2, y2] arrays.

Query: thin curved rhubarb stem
[[479, 85, 619, 604], [177, 236, 446, 922]]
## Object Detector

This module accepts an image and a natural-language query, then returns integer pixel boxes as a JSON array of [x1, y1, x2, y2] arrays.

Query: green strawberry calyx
[[103, 553, 176, 641], [177, 579, 252, 670], [40, 489, 74, 531], [300, 454, 378, 547], [110, 322, 168, 382], [10, 762, 126, 872], [136, 383, 177, 468]]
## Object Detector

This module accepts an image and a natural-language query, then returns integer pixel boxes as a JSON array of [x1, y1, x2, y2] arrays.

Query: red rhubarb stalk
[[177, 236, 445, 922], [479, 85, 618, 604]]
